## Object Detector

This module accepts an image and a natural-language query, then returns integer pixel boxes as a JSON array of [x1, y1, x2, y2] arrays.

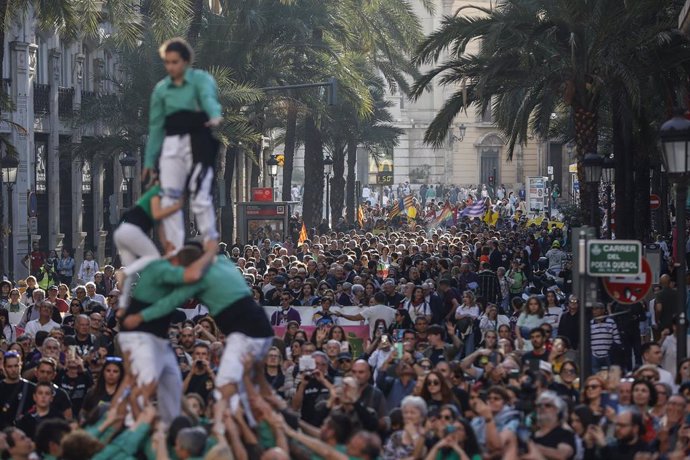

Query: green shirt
[[140, 258, 250, 322], [137, 184, 161, 220], [144, 68, 222, 168], [132, 259, 185, 304]]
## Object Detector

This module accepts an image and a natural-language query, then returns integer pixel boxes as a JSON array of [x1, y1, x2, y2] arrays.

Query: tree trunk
[[612, 93, 635, 240], [217, 145, 236, 244], [330, 142, 345, 224], [302, 114, 324, 229], [633, 111, 653, 242], [281, 100, 297, 201], [573, 106, 599, 231], [250, 114, 264, 189], [345, 138, 357, 224], [187, 0, 205, 46]]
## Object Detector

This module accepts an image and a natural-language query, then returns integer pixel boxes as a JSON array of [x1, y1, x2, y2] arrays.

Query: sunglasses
[[440, 414, 454, 421], [427, 380, 441, 386], [585, 385, 601, 390], [105, 356, 123, 363]]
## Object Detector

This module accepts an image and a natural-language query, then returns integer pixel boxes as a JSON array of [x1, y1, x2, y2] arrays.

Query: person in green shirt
[[113, 181, 184, 309], [143, 37, 222, 252], [123, 256, 274, 430], [118, 242, 217, 424]]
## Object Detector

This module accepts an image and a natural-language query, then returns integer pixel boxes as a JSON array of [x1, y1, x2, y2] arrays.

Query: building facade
[[290, 0, 567, 204], [0, 10, 139, 280]]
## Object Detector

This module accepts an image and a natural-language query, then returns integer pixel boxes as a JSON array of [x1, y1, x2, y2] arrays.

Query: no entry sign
[[650, 194, 661, 210], [602, 257, 653, 305]]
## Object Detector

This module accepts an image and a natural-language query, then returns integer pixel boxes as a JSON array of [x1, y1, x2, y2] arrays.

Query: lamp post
[[601, 156, 615, 239], [266, 155, 278, 199], [119, 153, 137, 207], [324, 155, 334, 226], [1, 156, 18, 281], [659, 110, 690, 368], [583, 153, 604, 231]]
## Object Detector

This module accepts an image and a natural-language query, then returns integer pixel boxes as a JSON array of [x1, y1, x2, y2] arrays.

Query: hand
[[446, 320, 456, 335], [205, 117, 223, 127], [471, 398, 492, 419], [122, 314, 143, 330], [138, 404, 157, 425], [587, 424, 606, 448], [141, 168, 157, 186]]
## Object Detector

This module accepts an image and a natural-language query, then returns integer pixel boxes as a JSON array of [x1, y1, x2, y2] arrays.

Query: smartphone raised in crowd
[[395, 342, 404, 357]]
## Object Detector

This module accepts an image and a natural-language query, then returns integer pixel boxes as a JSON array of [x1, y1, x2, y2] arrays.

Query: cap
[[108, 289, 121, 296], [337, 352, 353, 361], [539, 361, 553, 374], [47, 285, 58, 291], [552, 241, 561, 248], [274, 275, 287, 284]]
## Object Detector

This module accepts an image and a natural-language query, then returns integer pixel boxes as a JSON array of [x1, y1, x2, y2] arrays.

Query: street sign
[[650, 194, 661, 210], [29, 217, 38, 235], [602, 257, 653, 304], [251, 187, 274, 202], [587, 239, 642, 277]]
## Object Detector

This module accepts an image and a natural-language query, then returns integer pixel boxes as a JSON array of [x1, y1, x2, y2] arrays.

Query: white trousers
[[118, 331, 182, 424], [113, 222, 160, 308], [159, 134, 218, 250]]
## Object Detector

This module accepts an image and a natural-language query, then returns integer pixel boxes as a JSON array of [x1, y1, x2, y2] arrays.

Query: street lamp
[[583, 152, 604, 229], [1, 156, 18, 281], [451, 123, 466, 142], [602, 156, 615, 239], [119, 153, 137, 207], [659, 110, 690, 368], [266, 155, 279, 198], [324, 155, 334, 226]]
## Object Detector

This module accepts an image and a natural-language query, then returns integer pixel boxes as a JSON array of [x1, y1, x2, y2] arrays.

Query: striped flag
[[298, 222, 308, 246], [461, 199, 487, 218], [357, 205, 365, 228], [387, 201, 401, 220], [403, 194, 414, 210], [430, 205, 454, 228]]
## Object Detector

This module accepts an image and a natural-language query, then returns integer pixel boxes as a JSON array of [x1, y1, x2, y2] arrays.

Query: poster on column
[[527, 176, 548, 214]]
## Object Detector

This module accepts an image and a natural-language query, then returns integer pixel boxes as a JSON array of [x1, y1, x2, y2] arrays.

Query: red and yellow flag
[[298, 222, 308, 246], [357, 205, 365, 228]]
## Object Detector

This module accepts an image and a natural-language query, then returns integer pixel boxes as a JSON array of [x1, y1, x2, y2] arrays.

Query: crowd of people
[[0, 208, 687, 459], [0, 36, 688, 460]]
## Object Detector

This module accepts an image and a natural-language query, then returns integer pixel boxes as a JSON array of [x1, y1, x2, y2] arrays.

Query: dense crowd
[[0, 212, 686, 460]]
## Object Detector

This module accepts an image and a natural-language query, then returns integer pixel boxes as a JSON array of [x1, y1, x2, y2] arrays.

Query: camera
[[195, 360, 205, 371]]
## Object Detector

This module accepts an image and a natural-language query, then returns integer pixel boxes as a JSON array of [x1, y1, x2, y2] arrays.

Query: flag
[[483, 208, 499, 226], [298, 222, 308, 246], [387, 201, 401, 220], [430, 205, 454, 228], [357, 205, 365, 228], [461, 199, 487, 218], [403, 194, 414, 210]]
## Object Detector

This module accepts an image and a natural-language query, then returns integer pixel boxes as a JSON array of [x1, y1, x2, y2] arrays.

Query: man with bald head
[[351, 360, 386, 428], [654, 274, 676, 337]]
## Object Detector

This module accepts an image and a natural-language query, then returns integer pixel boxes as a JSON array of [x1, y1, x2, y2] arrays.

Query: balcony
[[58, 87, 74, 117], [81, 90, 95, 107], [33, 83, 50, 115]]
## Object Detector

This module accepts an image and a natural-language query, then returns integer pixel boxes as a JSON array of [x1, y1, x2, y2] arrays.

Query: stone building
[[0, 11, 139, 279]]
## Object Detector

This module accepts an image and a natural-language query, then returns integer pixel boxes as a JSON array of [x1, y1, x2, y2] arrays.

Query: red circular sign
[[602, 257, 653, 305], [650, 194, 661, 210]]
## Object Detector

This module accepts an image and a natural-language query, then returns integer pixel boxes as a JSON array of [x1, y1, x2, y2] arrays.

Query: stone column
[[72, 158, 86, 277], [9, 42, 37, 279], [70, 51, 85, 268], [48, 48, 63, 251], [92, 157, 106, 264]]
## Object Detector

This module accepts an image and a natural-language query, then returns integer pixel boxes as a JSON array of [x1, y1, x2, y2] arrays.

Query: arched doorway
[[477, 133, 503, 186]]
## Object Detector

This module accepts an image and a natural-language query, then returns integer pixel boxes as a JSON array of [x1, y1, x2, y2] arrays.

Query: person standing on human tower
[[143, 37, 222, 253]]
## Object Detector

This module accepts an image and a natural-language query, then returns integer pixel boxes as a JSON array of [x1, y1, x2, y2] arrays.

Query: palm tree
[[413, 0, 690, 230]]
